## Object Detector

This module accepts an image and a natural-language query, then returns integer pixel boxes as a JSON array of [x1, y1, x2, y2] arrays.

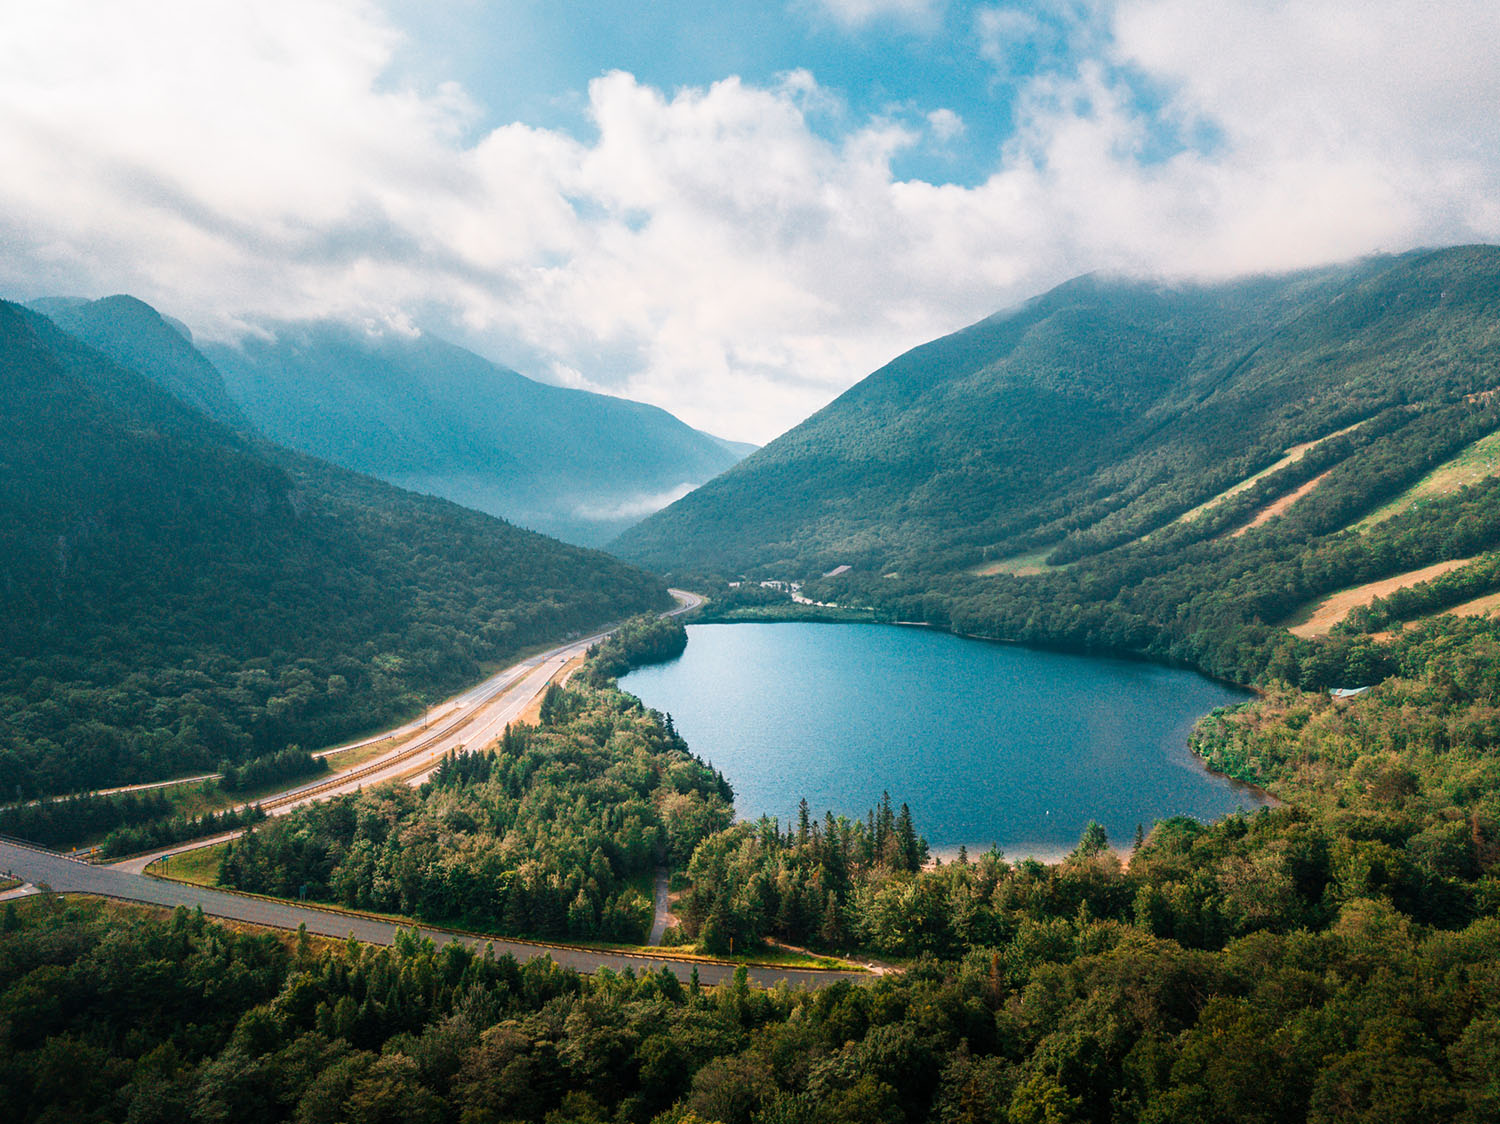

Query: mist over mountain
[[201, 322, 751, 546], [614, 246, 1500, 580], [0, 299, 668, 797]]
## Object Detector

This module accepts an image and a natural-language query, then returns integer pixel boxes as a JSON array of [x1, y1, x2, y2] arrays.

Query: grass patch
[[972, 545, 1063, 576], [319, 733, 412, 772], [1355, 427, 1500, 529], [1284, 557, 1477, 638], [148, 841, 229, 886], [1157, 421, 1366, 536], [1227, 469, 1333, 538], [0, 875, 22, 893]]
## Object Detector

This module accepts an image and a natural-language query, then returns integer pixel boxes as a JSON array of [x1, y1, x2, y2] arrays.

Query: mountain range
[[0, 299, 669, 798], [615, 247, 1500, 575], [200, 321, 749, 546], [614, 245, 1500, 687]]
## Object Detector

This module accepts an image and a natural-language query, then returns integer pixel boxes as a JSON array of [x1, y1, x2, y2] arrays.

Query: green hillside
[[201, 321, 749, 546], [613, 246, 1500, 686], [30, 294, 248, 428], [0, 301, 669, 798]]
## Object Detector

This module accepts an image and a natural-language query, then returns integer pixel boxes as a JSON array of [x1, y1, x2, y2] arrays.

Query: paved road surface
[[0, 840, 862, 989], [0, 590, 856, 988], [108, 589, 705, 874]]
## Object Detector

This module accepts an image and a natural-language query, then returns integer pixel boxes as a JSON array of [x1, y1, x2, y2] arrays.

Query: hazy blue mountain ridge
[[0, 300, 669, 797], [30, 294, 248, 428], [201, 322, 750, 545]]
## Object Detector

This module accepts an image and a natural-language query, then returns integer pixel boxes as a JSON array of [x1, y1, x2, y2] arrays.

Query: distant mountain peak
[[29, 294, 243, 428], [201, 317, 751, 547]]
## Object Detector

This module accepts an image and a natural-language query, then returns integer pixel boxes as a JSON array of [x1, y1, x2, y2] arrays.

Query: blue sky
[[385, 0, 1013, 186], [3, 1, 1499, 441]]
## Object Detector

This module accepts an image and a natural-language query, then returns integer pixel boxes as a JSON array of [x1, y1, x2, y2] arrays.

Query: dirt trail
[[1230, 469, 1333, 537], [1287, 558, 1475, 638]]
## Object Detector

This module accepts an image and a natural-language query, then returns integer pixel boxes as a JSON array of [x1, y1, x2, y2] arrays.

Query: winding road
[[0, 838, 858, 987], [0, 591, 870, 988]]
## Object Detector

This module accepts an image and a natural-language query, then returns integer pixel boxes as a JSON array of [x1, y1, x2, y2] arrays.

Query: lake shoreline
[[690, 614, 1278, 820], [697, 602, 1263, 696], [624, 620, 1264, 858]]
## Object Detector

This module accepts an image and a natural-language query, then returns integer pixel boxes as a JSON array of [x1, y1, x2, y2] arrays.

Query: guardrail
[[140, 865, 864, 975]]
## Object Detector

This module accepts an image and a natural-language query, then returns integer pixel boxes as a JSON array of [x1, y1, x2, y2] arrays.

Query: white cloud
[[573, 483, 701, 523], [2, 1, 1499, 444], [800, 0, 947, 31], [926, 108, 966, 142]]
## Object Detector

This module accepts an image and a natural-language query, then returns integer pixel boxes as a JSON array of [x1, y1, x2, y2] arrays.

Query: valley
[[7, 247, 1500, 1123]]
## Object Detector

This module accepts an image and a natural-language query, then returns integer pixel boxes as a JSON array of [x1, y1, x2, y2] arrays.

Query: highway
[[0, 589, 872, 988], [105, 588, 704, 874], [0, 838, 864, 989]]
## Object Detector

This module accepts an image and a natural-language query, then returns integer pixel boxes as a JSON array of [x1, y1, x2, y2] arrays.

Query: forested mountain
[[199, 321, 749, 546], [0, 301, 670, 798], [614, 246, 1500, 687], [29, 294, 247, 428]]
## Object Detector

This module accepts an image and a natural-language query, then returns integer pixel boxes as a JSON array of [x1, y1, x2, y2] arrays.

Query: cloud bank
[[1, 0, 1497, 442]]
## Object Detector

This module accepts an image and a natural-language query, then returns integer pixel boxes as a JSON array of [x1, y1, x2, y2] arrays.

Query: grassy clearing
[[147, 840, 230, 886], [1158, 421, 1365, 536], [1229, 469, 1333, 537], [1285, 557, 1477, 638], [1396, 588, 1500, 627], [972, 545, 1063, 576], [1355, 427, 1500, 529], [320, 733, 414, 771]]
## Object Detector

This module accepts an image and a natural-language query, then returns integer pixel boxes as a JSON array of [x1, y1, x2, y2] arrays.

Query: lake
[[620, 622, 1262, 859]]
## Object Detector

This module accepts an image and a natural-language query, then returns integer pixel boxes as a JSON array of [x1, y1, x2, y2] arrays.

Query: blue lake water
[[621, 622, 1262, 858]]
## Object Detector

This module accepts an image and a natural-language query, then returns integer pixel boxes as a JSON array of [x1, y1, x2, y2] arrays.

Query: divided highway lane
[[0, 840, 863, 989], [1, 590, 818, 983], [110, 589, 705, 873]]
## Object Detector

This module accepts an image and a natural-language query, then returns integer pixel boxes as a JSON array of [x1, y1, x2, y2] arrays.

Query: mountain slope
[[613, 246, 1500, 689], [30, 294, 248, 428], [614, 247, 1500, 577], [0, 301, 669, 797], [201, 323, 749, 546]]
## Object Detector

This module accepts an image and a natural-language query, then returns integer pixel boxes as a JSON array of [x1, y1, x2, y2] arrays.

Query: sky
[[3, 1, 1499, 443]]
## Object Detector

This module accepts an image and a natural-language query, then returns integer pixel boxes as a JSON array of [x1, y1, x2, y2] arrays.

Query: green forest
[[218, 680, 734, 946], [615, 247, 1500, 582], [617, 248, 1500, 697], [0, 301, 670, 800], [5, 601, 1500, 1122], [8, 249, 1500, 1123], [8, 601, 1476, 1122]]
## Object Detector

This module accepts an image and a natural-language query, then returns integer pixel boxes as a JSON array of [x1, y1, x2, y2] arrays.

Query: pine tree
[[1076, 820, 1109, 858], [895, 803, 921, 872]]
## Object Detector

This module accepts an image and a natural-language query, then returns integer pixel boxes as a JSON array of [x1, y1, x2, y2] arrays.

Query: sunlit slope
[[0, 301, 669, 798], [613, 247, 1500, 577], [1285, 558, 1478, 638], [1355, 428, 1500, 529]]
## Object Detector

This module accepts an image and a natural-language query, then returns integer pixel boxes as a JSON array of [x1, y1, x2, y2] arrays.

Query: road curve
[[0, 589, 836, 985], [108, 588, 706, 874], [0, 840, 863, 989]]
